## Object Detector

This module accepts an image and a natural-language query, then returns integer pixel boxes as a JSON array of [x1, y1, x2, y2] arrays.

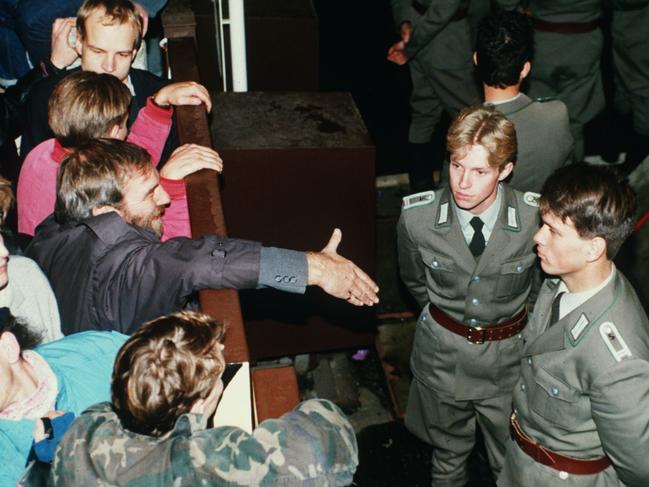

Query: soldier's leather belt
[[412, 1, 467, 21], [532, 18, 599, 34], [427, 303, 527, 344], [510, 414, 611, 475]]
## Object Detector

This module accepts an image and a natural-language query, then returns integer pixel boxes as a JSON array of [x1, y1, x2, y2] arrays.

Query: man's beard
[[124, 206, 165, 237]]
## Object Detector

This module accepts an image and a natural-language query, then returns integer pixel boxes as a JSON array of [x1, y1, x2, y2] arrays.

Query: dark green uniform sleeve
[[397, 213, 428, 308], [590, 359, 649, 486]]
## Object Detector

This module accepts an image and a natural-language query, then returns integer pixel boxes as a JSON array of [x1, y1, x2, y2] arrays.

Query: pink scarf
[[0, 350, 58, 420]]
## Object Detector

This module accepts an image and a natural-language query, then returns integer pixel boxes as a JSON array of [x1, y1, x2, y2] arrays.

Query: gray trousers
[[405, 378, 512, 487], [527, 30, 605, 161], [408, 57, 480, 144]]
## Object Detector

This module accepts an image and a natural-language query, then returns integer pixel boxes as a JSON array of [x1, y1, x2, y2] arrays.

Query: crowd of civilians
[[0, 0, 647, 486]]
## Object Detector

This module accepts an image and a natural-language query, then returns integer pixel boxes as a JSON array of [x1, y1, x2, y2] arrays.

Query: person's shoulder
[[528, 96, 570, 120], [129, 68, 169, 91], [7, 254, 45, 277], [29, 68, 77, 100], [23, 138, 57, 163], [400, 189, 445, 220], [508, 186, 540, 215]]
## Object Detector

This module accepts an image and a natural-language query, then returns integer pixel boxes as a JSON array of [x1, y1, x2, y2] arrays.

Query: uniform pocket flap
[[534, 368, 580, 403], [500, 253, 537, 275]]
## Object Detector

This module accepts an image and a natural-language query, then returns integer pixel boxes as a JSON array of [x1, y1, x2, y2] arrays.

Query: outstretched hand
[[307, 229, 379, 306]]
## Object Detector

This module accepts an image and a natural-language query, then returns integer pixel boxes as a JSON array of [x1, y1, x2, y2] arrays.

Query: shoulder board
[[402, 191, 435, 210], [599, 322, 632, 362], [523, 192, 540, 207], [533, 96, 557, 103]]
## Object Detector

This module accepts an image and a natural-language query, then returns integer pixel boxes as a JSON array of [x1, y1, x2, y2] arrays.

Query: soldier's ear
[[473, 51, 478, 66], [190, 398, 206, 414], [498, 162, 514, 181], [585, 236, 607, 263], [520, 61, 531, 82]]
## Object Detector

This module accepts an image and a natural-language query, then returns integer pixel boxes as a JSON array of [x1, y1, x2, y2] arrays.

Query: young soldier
[[499, 164, 649, 486], [50, 311, 359, 486], [475, 9, 573, 193], [397, 105, 539, 485]]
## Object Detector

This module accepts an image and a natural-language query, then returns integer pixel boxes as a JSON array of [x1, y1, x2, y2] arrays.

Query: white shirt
[[455, 184, 503, 245], [554, 265, 616, 320]]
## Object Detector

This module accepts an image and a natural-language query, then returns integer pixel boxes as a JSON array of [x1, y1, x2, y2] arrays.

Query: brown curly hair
[[111, 311, 226, 436]]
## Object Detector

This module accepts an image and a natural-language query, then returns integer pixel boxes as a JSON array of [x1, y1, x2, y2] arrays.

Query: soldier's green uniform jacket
[[491, 94, 574, 193], [498, 269, 649, 486], [390, 0, 480, 143], [49, 399, 358, 486], [498, 0, 605, 161], [397, 185, 540, 400]]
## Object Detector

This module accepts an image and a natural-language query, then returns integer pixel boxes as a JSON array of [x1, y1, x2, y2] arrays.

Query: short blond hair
[[447, 105, 517, 171], [112, 311, 226, 436], [77, 0, 143, 51]]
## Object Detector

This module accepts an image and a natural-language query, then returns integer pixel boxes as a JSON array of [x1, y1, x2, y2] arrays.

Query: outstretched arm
[[306, 228, 379, 306]]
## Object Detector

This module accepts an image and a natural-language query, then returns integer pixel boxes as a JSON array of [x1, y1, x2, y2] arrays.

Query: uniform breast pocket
[[420, 250, 458, 299], [530, 368, 587, 430], [495, 253, 537, 299]]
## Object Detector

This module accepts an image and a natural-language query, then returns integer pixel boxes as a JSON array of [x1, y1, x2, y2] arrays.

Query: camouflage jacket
[[49, 399, 358, 486]]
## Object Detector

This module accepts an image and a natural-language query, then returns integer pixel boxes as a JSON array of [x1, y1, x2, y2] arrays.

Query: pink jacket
[[17, 98, 191, 241]]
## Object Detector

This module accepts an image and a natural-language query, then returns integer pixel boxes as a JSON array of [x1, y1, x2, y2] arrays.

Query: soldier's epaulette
[[599, 322, 632, 362], [402, 190, 435, 210], [523, 192, 540, 207], [533, 96, 557, 103]]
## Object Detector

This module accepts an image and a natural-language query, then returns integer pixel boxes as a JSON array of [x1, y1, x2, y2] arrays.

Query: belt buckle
[[468, 326, 485, 344]]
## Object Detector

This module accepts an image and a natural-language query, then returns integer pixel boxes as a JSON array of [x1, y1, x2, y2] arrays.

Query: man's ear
[[190, 398, 205, 414], [520, 61, 531, 82], [473, 51, 478, 66], [91, 206, 120, 217], [586, 236, 607, 262], [74, 30, 84, 57], [107, 124, 122, 139], [0, 332, 22, 364], [498, 162, 514, 181]]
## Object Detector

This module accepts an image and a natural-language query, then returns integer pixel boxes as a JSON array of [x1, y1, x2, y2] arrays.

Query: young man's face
[[449, 144, 513, 215], [120, 169, 170, 236], [534, 211, 593, 279], [76, 9, 137, 83]]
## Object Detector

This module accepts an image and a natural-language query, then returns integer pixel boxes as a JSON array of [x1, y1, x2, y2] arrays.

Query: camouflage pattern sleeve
[[188, 398, 359, 486], [50, 399, 358, 486]]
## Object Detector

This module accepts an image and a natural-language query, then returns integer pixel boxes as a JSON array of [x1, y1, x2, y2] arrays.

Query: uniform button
[[527, 358, 532, 365], [468, 318, 478, 326], [472, 276, 480, 282], [274, 275, 282, 282], [516, 264, 523, 273], [422, 315, 427, 321], [551, 387, 559, 396], [471, 298, 480, 306], [432, 260, 439, 268], [520, 383, 526, 391], [559, 471, 569, 480], [289, 276, 297, 283]]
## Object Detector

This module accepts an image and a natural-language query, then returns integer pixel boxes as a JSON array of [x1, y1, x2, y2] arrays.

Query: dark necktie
[[469, 217, 485, 257], [549, 292, 565, 326]]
